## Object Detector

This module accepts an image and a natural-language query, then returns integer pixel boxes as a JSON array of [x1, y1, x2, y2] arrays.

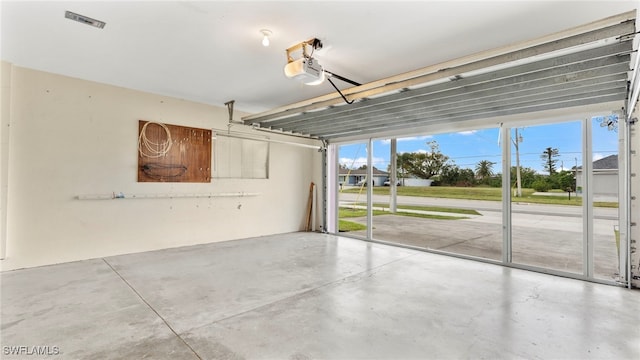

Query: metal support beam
[[321, 144, 328, 233], [502, 125, 512, 264], [326, 144, 339, 234], [628, 110, 640, 288], [583, 118, 594, 278], [366, 138, 373, 240], [618, 111, 630, 286], [390, 139, 397, 213]]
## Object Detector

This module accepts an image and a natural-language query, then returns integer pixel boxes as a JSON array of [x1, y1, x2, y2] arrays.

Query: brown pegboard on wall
[[137, 120, 212, 183]]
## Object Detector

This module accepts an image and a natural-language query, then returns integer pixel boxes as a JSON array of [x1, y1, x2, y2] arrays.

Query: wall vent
[[65, 11, 106, 29]]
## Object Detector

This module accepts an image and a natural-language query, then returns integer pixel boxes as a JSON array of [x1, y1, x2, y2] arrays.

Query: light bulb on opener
[[260, 29, 272, 47]]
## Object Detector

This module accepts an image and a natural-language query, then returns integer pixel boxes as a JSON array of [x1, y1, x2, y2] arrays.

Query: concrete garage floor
[[2, 233, 639, 359]]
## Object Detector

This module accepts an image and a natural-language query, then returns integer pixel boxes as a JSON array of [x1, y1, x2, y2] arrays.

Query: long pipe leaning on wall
[[77, 192, 260, 200]]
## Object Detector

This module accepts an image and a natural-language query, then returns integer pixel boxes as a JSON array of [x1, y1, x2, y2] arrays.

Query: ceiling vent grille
[[65, 11, 106, 29]]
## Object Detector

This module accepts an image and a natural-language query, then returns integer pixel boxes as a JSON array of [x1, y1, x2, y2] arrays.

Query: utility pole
[[512, 128, 523, 197], [574, 157, 578, 193]]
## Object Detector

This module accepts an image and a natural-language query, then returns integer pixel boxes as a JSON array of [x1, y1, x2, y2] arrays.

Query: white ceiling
[[1, 1, 637, 114]]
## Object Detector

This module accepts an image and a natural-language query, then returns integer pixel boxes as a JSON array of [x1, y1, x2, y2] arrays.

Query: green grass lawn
[[341, 186, 618, 208], [338, 219, 367, 232], [339, 208, 388, 218]]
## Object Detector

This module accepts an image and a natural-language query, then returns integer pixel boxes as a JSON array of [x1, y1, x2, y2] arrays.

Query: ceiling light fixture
[[65, 10, 106, 29], [260, 29, 272, 47]]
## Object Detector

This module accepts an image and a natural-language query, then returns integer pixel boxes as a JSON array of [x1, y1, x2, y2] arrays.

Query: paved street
[[339, 193, 618, 219]]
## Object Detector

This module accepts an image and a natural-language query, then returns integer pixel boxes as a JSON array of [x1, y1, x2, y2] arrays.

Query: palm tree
[[475, 160, 495, 181]]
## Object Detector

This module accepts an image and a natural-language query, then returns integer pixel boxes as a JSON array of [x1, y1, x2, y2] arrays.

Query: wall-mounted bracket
[[225, 100, 244, 130], [225, 100, 235, 123]]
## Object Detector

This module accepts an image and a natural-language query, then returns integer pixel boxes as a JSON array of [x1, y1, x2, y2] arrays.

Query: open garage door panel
[[243, 11, 635, 142]]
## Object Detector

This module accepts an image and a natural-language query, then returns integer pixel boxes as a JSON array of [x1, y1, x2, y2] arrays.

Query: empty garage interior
[[1, 1, 639, 359]]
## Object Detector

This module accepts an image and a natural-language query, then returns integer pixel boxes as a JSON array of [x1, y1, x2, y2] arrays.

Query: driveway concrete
[[339, 194, 620, 280]]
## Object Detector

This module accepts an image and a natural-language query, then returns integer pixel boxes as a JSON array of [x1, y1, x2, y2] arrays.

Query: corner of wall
[[0, 61, 13, 260]]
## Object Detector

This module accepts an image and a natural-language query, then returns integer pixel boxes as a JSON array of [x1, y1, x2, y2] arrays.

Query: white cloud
[[457, 130, 477, 136], [339, 156, 387, 169], [398, 148, 430, 155], [380, 135, 433, 144], [592, 153, 605, 161]]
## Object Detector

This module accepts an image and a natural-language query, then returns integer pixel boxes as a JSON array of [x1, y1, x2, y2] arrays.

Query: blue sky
[[338, 116, 619, 174]]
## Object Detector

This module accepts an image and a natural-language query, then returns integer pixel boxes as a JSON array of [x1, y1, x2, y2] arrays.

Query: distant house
[[575, 154, 618, 198], [339, 167, 388, 187], [338, 167, 434, 187], [401, 178, 434, 187]]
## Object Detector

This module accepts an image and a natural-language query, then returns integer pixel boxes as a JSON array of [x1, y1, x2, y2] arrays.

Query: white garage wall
[[1, 63, 322, 270]]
